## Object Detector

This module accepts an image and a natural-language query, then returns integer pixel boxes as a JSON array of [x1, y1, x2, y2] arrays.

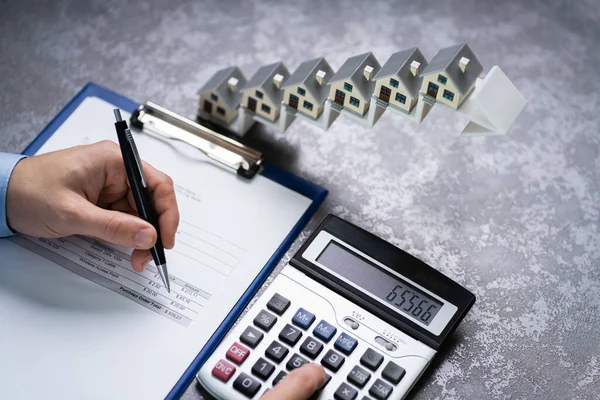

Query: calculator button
[[251, 357, 275, 381], [267, 293, 291, 315], [279, 324, 303, 346], [233, 372, 262, 398], [273, 370, 287, 386], [265, 340, 289, 363], [334, 332, 358, 355], [321, 349, 345, 372], [300, 336, 324, 359], [334, 382, 358, 400], [347, 365, 371, 388], [313, 319, 337, 342], [360, 348, 383, 371], [254, 309, 278, 332], [292, 308, 316, 330], [368, 379, 393, 400], [286, 353, 309, 371], [361, 397, 373, 400], [211, 359, 236, 382], [240, 326, 264, 348], [226, 342, 250, 365], [381, 361, 405, 384]]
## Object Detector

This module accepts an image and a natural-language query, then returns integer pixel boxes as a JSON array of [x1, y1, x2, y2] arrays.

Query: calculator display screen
[[317, 241, 443, 326]]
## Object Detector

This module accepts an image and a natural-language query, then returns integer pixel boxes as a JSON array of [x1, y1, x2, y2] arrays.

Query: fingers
[[261, 364, 326, 400], [75, 200, 158, 251], [131, 249, 153, 272], [139, 162, 179, 249]]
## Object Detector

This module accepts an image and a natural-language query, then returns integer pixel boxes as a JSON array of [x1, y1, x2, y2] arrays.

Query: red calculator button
[[226, 342, 250, 364], [212, 359, 236, 382]]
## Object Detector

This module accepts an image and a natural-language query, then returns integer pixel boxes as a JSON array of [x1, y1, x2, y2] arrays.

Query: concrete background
[[1, 0, 599, 398]]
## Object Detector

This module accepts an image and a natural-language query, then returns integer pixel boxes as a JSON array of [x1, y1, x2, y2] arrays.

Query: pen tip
[[113, 108, 123, 122]]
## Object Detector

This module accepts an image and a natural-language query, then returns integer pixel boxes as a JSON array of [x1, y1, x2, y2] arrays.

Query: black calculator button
[[299, 336, 324, 359], [279, 324, 303, 346], [286, 353, 309, 371], [347, 365, 371, 388], [313, 319, 337, 343], [334, 332, 358, 355], [273, 370, 287, 386], [292, 308, 316, 330], [254, 309, 277, 332], [334, 382, 358, 400], [321, 349, 345, 372], [267, 293, 291, 315], [233, 372, 262, 398], [240, 326, 264, 348], [265, 340, 289, 363], [360, 348, 383, 371], [361, 397, 373, 400], [368, 379, 393, 400], [251, 357, 275, 381], [381, 361, 405, 384]]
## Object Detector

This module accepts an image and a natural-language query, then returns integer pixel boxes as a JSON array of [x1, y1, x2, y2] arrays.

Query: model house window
[[248, 97, 257, 106], [289, 94, 299, 105], [297, 87, 306, 96], [349, 96, 360, 107], [443, 89, 454, 101], [344, 82, 353, 92], [216, 107, 225, 115], [256, 90, 263, 99], [303, 100, 313, 111], [437, 75, 447, 85], [210, 93, 218, 102], [395, 93, 406, 104], [390, 78, 399, 88], [261, 103, 271, 113]]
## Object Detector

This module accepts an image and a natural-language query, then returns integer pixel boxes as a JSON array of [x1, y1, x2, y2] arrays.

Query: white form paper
[[0, 96, 312, 399]]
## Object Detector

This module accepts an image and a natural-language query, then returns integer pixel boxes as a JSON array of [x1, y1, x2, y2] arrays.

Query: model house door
[[248, 97, 257, 112], [203, 100, 212, 113], [427, 82, 439, 97], [379, 86, 391, 102], [289, 94, 299, 109], [334, 89, 345, 105]]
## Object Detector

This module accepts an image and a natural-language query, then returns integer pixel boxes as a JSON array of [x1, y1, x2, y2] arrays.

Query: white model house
[[282, 57, 334, 120], [240, 62, 290, 122], [328, 52, 381, 117], [198, 66, 246, 125], [419, 43, 483, 109]]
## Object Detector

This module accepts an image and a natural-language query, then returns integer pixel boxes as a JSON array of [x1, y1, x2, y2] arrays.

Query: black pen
[[113, 108, 171, 293]]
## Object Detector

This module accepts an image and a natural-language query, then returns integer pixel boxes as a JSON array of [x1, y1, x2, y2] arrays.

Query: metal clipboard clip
[[130, 102, 263, 179]]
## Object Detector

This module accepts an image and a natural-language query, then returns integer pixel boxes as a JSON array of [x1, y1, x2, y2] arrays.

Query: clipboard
[[16, 82, 327, 399]]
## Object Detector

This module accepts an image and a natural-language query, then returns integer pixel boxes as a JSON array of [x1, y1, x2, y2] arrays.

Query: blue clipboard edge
[[22, 82, 328, 399]]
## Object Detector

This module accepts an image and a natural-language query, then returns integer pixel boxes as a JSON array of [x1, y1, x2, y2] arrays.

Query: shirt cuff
[[0, 153, 27, 238]]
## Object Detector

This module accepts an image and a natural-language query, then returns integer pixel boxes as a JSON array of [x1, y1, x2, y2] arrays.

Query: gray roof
[[198, 66, 247, 110], [281, 57, 334, 104], [373, 48, 428, 98], [419, 43, 483, 95], [241, 62, 290, 105], [329, 52, 381, 100]]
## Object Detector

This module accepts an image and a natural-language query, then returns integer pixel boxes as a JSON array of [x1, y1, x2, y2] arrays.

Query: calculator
[[197, 215, 475, 399]]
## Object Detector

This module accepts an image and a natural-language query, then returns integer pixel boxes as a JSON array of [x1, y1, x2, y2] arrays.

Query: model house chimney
[[459, 57, 470, 73], [316, 70, 326, 85], [363, 65, 374, 80], [227, 77, 239, 92], [273, 73, 284, 88], [410, 61, 420, 77]]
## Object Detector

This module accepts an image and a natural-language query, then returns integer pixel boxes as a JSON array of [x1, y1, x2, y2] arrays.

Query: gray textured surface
[[1, 0, 599, 399]]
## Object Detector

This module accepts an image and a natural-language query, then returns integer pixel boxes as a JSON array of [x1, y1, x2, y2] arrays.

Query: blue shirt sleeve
[[0, 153, 27, 237]]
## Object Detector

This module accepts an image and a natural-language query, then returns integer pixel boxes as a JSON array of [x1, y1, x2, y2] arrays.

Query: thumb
[[75, 202, 157, 249], [261, 364, 326, 400]]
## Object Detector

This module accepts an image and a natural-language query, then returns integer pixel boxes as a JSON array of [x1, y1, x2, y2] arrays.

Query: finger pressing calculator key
[[197, 215, 476, 400]]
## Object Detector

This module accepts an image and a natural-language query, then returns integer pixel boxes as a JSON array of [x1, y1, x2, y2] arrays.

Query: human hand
[[261, 363, 327, 400], [6, 141, 179, 271]]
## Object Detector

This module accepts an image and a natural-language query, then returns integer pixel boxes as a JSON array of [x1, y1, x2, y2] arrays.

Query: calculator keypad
[[203, 290, 415, 399]]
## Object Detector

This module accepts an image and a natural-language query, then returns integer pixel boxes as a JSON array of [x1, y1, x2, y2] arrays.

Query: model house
[[373, 48, 428, 113], [328, 52, 381, 117], [198, 66, 246, 125], [419, 43, 483, 109], [240, 62, 290, 122], [282, 57, 334, 120]]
